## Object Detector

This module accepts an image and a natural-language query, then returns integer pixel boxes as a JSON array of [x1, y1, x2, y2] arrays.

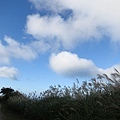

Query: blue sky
[[0, 0, 120, 94]]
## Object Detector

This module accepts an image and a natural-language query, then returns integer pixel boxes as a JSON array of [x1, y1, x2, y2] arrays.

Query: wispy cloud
[[0, 36, 38, 64], [4, 36, 37, 61], [49, 51, 120, 78]]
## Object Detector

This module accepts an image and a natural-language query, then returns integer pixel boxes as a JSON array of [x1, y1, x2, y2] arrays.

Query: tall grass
[[6, 70, 120, 120]]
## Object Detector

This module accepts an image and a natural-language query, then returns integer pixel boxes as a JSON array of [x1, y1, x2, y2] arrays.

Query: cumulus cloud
[[49, 51, 120, 78], [27, 0, 120, 50], [0, 66, 19, 80], [49, 51, 103, 78], [25, 13, 101, 49], [26, 14, 76, 49]]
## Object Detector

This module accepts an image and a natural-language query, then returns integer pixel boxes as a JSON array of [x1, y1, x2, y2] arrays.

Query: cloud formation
[[0, 36, 38, 80], [49, 51, 102, 78], [1, 0, 120, 80], [49, 51, 120, 78], [4, 36, 37, 61], [27, 0, 120, 78], [0, 66, 18, 80], [0, 36, 38, 64], [1, 35, 51, 63], [28, 0, 120, 50], [0, 35, 53, 79]]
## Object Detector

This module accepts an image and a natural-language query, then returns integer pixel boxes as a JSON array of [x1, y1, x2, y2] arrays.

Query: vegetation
[[0, 69, 120, 120], [0, 87, 14, 101]]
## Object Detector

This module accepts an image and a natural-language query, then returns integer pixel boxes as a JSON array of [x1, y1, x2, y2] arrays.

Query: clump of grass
[[5, 69, 120, 120]]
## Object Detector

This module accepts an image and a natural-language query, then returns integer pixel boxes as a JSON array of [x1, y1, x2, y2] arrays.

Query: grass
[[0, 69, 120, 120]]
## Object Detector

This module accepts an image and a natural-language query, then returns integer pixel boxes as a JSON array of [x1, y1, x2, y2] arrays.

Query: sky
[[0, 0, 120, 94]]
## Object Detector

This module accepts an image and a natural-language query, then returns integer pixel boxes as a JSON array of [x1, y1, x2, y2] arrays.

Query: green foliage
[[6, 70, 120, 120]]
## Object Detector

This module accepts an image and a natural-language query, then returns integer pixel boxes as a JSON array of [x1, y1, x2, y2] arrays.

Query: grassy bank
[[1, 70, 120, 120]]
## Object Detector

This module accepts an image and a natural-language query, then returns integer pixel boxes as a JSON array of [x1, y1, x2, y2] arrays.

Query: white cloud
[[0, 36, 40, 80], [0, 35, 53, 63], [102, 64, 120, 77], [49, 51, 103, 78], [0, 35, 53, 79], [49, 51, 120, 78], [0, 41, 10, 64], [26, 13, 101, 49], [26, 14, 77, 49], [28, 0, 120, 50], [4, 36, 37, 61], [0, 66, 19, 80]]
